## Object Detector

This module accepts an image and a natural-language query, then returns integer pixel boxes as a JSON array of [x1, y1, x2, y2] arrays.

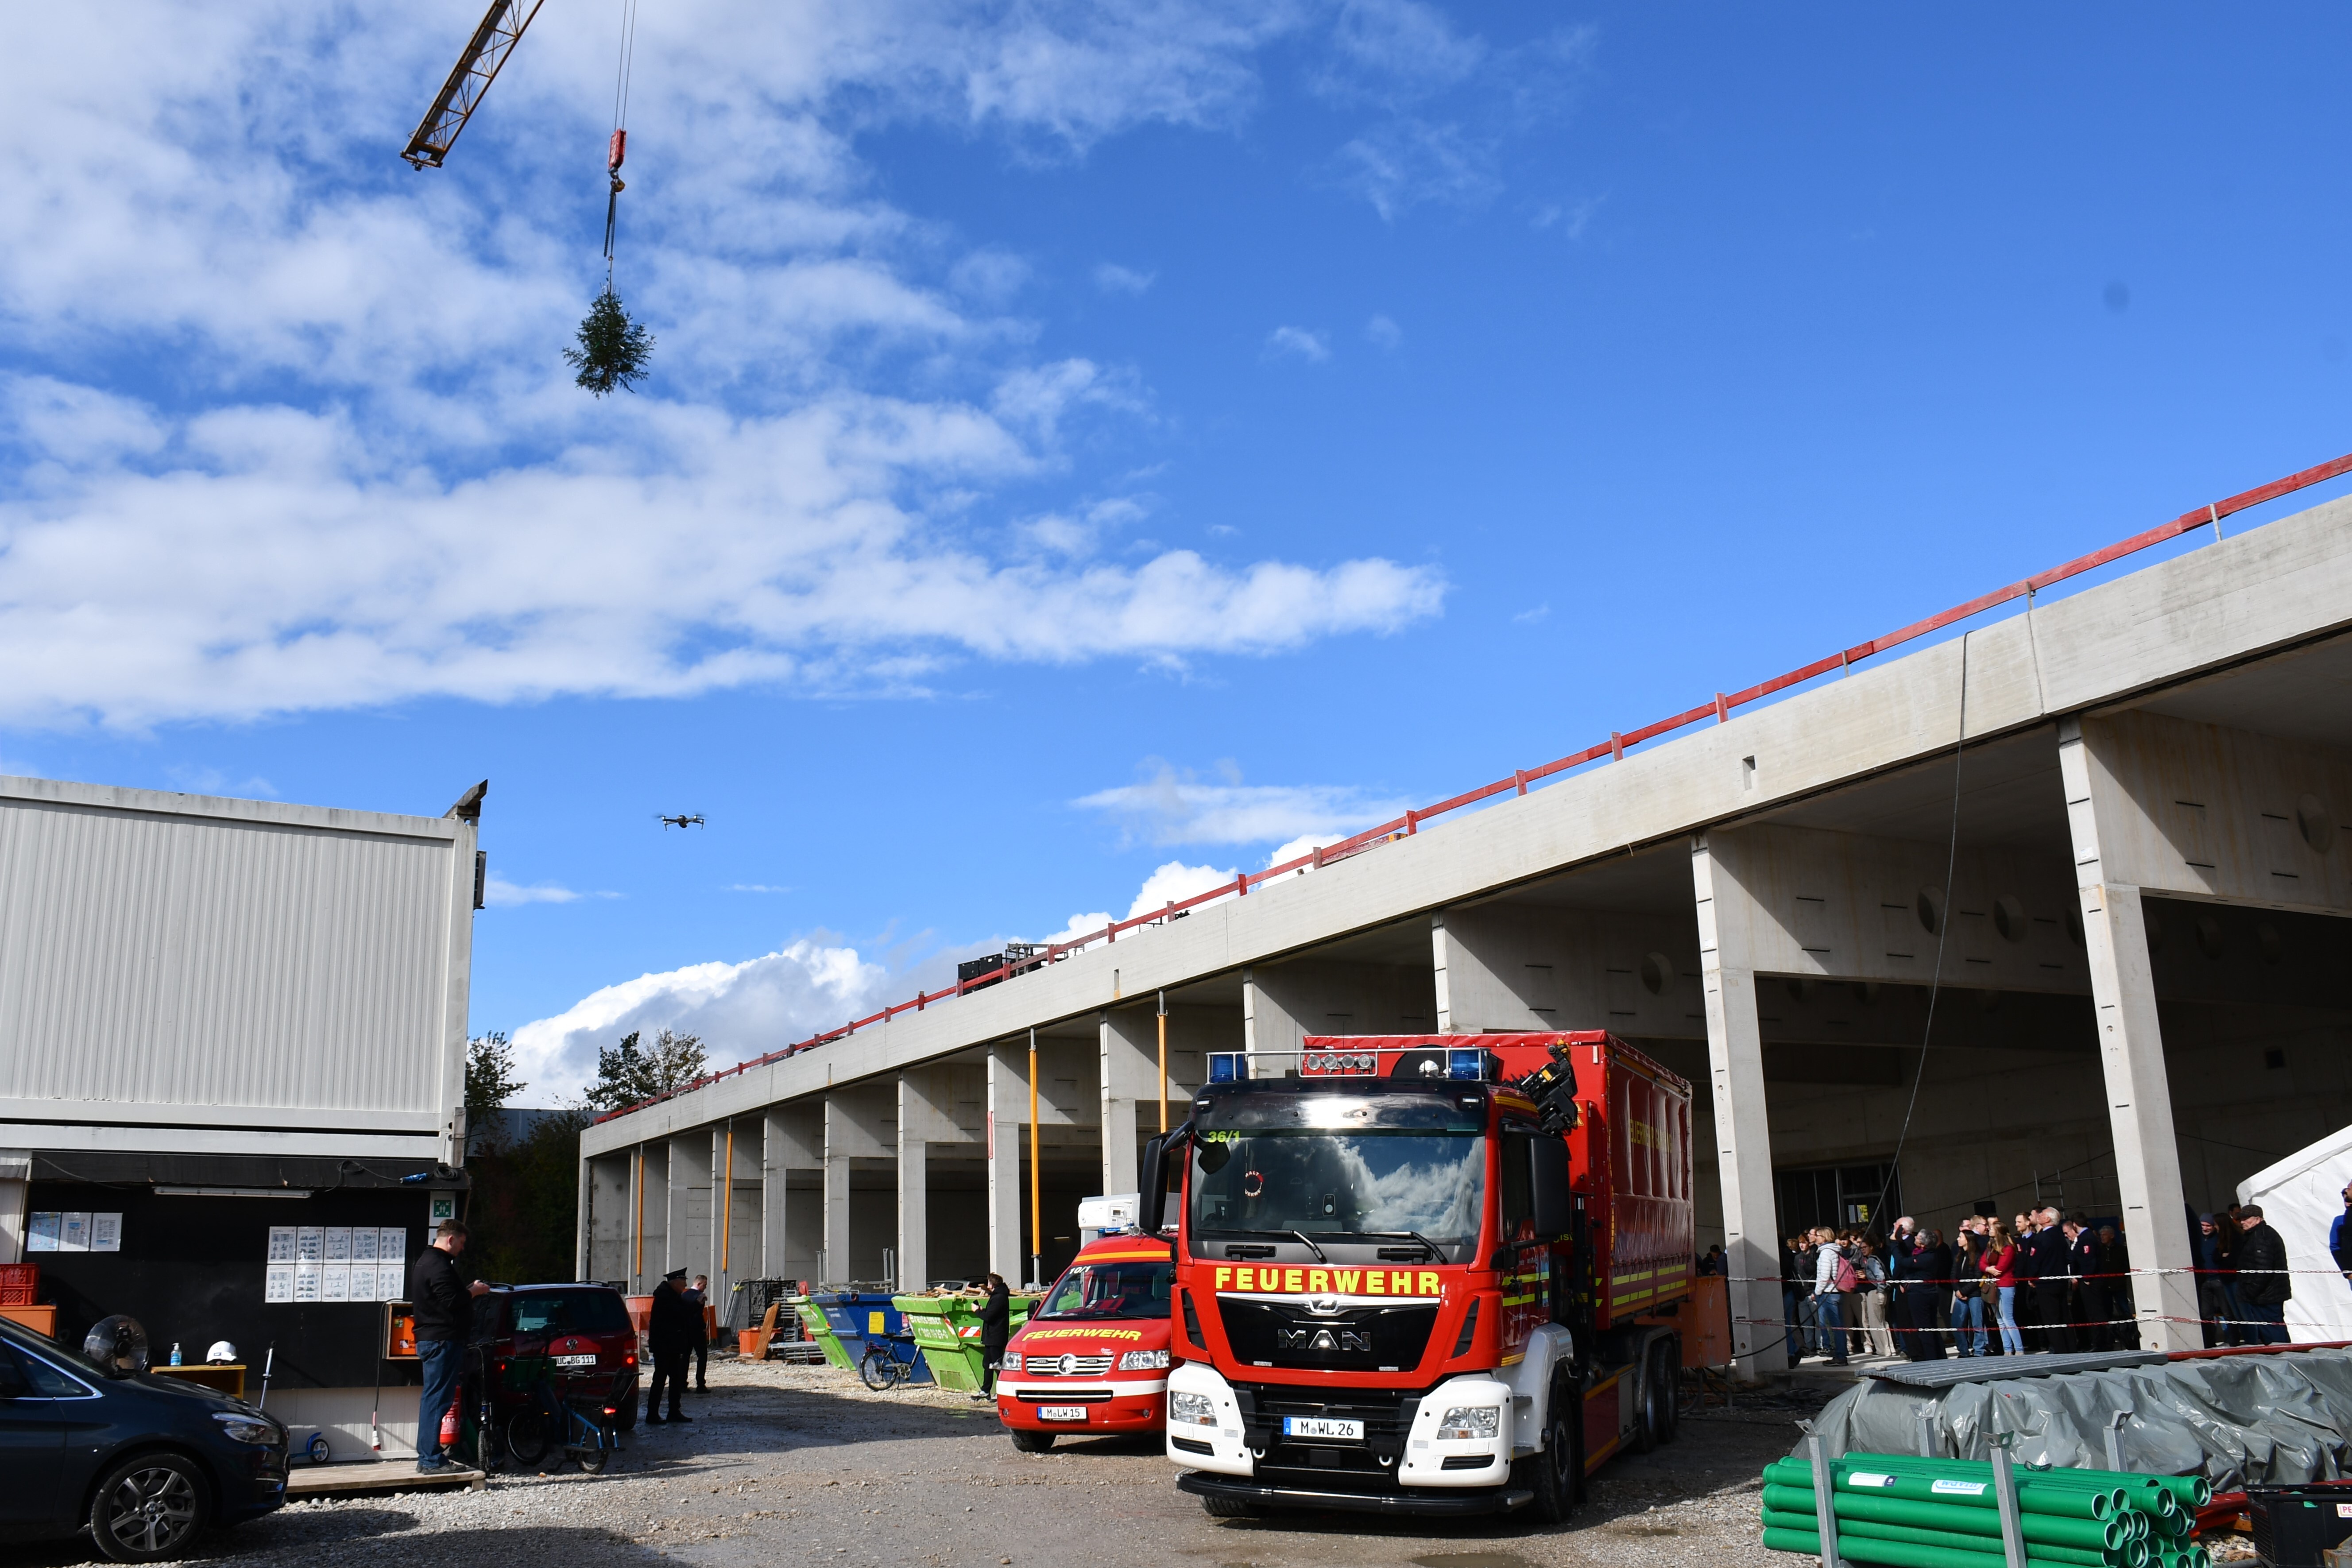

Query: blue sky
[[4, 4, 2349, 1102]]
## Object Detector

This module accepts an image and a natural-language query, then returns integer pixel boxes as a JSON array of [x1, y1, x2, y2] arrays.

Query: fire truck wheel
[[1656, 1338, 1681, 1444], [1633, 1344, 1664, 1454], [1516, 1366, 1581, 1526], [1200, 1494, 1258, 1518], [1007, 1428, 1055, 1453]]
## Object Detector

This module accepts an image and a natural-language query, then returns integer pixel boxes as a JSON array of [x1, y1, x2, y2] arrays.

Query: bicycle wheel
[[858, 1347, 897, 1391], [574, 1436, 611, 1475], [507, 1408, 555, 1468]]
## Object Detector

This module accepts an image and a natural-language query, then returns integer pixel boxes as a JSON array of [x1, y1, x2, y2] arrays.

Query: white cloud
[[509, 937, 900, 1106], [1076, 760, 1408, 846], [0, 2, 1446, 732], [727, 884, 793, 894], [1319, 0, 1488, 105], [484, 877, 618, 907], [1093, 263, 1157, 295], [1265, 326, 1331, 363], [162, 765, 277, 799], [1332, 120, 1501, 221], [1037, 856, 1240, 949], [1513, 602, 1550, 624], [1365, 314, 1403, 351]]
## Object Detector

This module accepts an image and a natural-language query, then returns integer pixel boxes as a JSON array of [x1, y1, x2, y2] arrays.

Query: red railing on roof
[[593, 449, 2352, 1124]]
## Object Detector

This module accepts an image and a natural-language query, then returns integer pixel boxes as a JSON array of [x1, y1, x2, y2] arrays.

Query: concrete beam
[[1431, 905, 1699, 1036], [1691, 828, 1787, 1377], [2061, 717, 2212, 1352], [1243, 958, 1434, 1073]]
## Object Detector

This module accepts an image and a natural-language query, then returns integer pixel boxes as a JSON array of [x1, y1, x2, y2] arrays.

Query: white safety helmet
[[205, 1340, 238, 1365]]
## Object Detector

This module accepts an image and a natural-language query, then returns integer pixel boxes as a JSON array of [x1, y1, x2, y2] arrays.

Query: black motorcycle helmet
[[83, 1314, 150, 1377]]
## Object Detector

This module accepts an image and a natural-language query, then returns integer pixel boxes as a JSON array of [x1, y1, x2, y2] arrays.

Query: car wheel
[[1008, 1428, 1055, 1453], [89, 1452, 210, 1564], [1514, 1366, 1581, 1527], [1200, 1494, 1257, 1518]]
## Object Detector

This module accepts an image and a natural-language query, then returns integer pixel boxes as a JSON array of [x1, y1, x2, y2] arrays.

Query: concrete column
[[1690, 828, 1787, 1377], [2060, 717, 2201, 1351], [1100, 1007, 1161, 1196], [986, 1043, 1027, 1283], [824, 1090, 891, 1286], [900, 1070, 959, 1291], [713, 1121, 760, 1320], [1240, 966, 1299, 1076], [668, 1132, 713, 1283], [576, 1153, 593, 1281], [635, 1143, 669, 1295], [762, 1103, 820, 1282], [587, 1156, 630, 1283]]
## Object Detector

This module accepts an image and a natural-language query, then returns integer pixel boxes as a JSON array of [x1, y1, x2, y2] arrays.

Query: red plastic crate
[[0, 1263, 37, 1306]]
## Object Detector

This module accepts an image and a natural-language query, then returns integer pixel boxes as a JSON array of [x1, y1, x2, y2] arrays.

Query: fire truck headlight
[[1436, 1405, 1501, 1440], [1169, 1391, 1218, 1427], [1000, 1353, 1021, 1374], [1119, 1349, 1171, 1371]]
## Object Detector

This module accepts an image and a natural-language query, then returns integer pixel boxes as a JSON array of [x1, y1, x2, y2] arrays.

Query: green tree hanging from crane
[[402, 0, 653, 397]]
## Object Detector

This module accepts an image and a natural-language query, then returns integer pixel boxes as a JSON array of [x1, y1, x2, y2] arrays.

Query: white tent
[[2237, 1124, 2352, 1342]]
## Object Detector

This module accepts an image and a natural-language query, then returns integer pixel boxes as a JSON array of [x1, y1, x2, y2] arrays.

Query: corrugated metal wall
[[0, 794, 458, 1117]]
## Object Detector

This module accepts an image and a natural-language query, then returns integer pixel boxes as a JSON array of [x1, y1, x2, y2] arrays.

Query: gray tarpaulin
[[1794, 1347, 2352, 1492]]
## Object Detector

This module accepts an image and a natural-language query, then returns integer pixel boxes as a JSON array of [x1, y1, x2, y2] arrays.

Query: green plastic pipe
[[1759, 1484, 2124, 1552], [1758, 1510, 2127, 1567], [1814, 1452, 2211, 1510], [1762, 1525, 2116, 1568], [1764, 1461, 2122, 1523]]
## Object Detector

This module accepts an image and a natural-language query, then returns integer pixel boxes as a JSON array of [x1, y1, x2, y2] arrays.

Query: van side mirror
[[1531, 1135, 1574, 1238]]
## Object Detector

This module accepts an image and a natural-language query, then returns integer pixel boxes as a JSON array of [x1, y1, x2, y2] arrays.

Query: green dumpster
[[789, 1293, 859, 1372], [893, 1293, 1036, 1392]]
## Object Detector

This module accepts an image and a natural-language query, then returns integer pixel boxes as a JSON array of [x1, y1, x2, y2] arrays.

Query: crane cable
[[603, 0, 640, 283]]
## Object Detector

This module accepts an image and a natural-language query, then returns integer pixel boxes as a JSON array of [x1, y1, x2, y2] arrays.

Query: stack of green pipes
[[1759, 1452, 2213, 1568]]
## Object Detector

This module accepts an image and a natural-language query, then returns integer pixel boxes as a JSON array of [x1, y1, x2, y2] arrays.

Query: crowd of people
[[1773, 1201, 2294, 1365]]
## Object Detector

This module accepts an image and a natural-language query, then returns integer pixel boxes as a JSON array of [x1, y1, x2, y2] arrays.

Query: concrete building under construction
[[577, 471, 2352, 1376]]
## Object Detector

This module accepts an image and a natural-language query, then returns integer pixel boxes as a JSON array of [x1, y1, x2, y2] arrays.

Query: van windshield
[[1037, 1259, 1173, 1320], [510, 1290, 633, 1336]]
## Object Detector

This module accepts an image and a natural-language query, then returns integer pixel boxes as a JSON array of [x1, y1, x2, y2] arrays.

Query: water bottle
[[169, 1342, 183, 1367]]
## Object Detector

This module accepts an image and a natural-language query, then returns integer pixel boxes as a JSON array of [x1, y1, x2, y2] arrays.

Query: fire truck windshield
[[1189, 1129, 1487, 1262], [1036, 1258, 1173, 1319]]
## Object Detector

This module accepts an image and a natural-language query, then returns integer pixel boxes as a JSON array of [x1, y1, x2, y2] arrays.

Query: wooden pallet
[[285, 1460, 486, 1498]]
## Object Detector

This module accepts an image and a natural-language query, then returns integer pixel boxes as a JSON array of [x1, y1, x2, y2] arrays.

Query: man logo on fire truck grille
[[1277, 1327, 1372, 1353]]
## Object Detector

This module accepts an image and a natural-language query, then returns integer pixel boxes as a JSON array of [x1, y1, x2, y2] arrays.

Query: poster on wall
[[379, 1262, 406, 1300], [321, 1265, 350, 1303], [26, 1212, 60, 1251], [59, 1212, 90, 1251], [379, 1228, 406, 1267], [264, 1263, 295, 1303], [325, 1227, 351, 1263], [267, 1226, 298, 1263], [352, 1260, 382, 1303], [89, 1213, 122, 1252], [352, 1227, 379, 1265], [296, 1226, 325, 1263], [293, 1262, 322, 1302]]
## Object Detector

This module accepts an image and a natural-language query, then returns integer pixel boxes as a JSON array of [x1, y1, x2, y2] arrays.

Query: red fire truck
[[1143, 1031, 1692, 1521]]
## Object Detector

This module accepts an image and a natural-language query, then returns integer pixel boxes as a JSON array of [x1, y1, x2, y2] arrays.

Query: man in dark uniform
[[2025, 1205, 2075, 1354], [646, 1268, 696, 1424], [975, 1273, 1011, 1402]]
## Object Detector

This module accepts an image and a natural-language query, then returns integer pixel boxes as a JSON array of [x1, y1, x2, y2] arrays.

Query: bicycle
[[504, 1360, 622, 1473], [857, 1332, 921, 1391]]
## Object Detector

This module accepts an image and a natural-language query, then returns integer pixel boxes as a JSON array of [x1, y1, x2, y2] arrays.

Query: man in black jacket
[[2068, 1219, 2106, 1353], [408, 1220, 489, 1472], [975, 1273, 1011, 1402], [2024, 1206, 2075, 1355], [646, 1269, 697, 1423], [2235, 1205, 2294, 1345]]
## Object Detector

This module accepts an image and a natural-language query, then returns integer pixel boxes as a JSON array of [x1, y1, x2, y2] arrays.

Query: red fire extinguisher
[[438, 1398, 460, 1449]]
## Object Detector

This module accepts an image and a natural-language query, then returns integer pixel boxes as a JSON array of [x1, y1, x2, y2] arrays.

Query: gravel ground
[[0, 1359, 1838, 1568]]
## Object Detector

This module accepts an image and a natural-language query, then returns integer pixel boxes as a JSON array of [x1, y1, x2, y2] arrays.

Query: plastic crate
[[2250, 1483, 2352, 1568], [0, 1264, 36, 1306]]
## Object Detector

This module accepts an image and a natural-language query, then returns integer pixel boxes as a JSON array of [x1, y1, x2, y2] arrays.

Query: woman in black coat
[[975, 1273, 1012, 1402]]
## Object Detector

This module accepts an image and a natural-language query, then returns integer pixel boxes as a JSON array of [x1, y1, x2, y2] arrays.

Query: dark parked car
[[0, 1314, 288, 1561], [472, 1282, 641, 1440]]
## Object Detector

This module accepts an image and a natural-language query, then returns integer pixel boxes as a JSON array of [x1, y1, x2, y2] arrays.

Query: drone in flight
[[656, 813, 706, 831]]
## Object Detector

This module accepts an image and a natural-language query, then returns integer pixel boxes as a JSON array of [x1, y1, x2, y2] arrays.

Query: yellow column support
[[1028, 1028, 1042, 1287], [1157, 991, 1169, 1134]]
